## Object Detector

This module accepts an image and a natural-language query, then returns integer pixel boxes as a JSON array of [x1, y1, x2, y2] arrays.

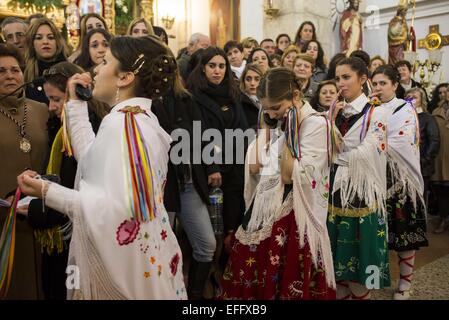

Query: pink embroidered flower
[[270, 255, 280, 266], [116, 219, 140, 246], [170, 253, 180, 276], [324, 182, 330, 191], [161, 229, 168, 241], [311, 180, 317, 189]]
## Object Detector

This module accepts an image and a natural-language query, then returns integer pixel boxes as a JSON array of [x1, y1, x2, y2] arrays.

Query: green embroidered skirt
[[327, 206, 391, 288]]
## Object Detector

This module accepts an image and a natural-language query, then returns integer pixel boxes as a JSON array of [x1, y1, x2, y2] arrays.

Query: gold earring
[[115, 87, 120, 104]]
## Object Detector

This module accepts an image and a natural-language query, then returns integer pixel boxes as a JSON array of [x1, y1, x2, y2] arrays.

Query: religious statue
[[66, 0, 80, 31], [339, 0, 363, 56], [388, 0, 411, 65]]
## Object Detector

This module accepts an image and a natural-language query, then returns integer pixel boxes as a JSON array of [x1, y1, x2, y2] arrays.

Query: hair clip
[[132, 54, 146, 75]]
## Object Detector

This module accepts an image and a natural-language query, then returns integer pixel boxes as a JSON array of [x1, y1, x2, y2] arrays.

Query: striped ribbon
[[121, 107, 157, 223], [359, 105, 376, 141], [61, 103, 73, 157], [0, 188, 21, 298]]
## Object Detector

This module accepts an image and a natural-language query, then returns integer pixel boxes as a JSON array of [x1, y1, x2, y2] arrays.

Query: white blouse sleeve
[[66, 100, 96, 162], [45, 182, 81, 220]]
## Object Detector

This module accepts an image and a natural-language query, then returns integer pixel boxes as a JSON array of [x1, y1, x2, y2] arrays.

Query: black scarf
[[202, 80, 235, 107]]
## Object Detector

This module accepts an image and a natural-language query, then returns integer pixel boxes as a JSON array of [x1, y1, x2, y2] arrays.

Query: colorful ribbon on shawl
[[0, 188, 21, 298], [359, 103, 377, 141], [284, 107, 302, 159], [121, 106, 157, 223], [61, 103, 73, 157]]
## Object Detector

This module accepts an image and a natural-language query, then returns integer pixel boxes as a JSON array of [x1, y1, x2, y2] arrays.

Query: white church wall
[[240, 0, 265, 42]]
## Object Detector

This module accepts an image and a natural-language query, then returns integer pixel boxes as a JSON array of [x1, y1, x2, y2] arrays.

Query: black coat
[[193, 90, 249, 232], [418, 112, 440, 177], [152, 94, 213, 210], [25, 55, 67, 104], [240, 93, 259, 130]]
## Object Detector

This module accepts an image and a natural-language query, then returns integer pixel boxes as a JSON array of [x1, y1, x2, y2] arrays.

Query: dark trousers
[[432, 184, 449, 218]]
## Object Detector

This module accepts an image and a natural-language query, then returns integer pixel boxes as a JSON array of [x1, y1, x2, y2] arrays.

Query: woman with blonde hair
[[280, 45, 300, 70], [68, 13, 108, 63], [127, 18, 155, 38], [24, 17, 68, 103]]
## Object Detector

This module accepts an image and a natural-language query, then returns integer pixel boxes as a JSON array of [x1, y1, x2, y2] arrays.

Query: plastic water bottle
[[209, 187, 224, 236]]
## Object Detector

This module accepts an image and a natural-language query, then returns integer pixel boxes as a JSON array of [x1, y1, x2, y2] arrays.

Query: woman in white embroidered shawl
[[17, 36, 187, 300], [219, 68, 336, 300], [371, 65, 428, 300], [327, 57, 390, 300]]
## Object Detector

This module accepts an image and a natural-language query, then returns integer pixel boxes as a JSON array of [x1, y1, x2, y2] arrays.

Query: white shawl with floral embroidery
[[381, 98, 424, 208], [45, 98, 186, 300], [241, 102, 335, 288]]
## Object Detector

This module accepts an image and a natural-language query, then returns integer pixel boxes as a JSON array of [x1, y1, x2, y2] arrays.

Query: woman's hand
[[67, 72, 92, 101], [332, 101, 345, 122], [17, 170, 49, 199], [208, 172, 222, 187]]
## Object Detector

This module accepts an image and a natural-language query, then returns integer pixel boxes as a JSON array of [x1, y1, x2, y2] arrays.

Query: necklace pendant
[[20, 137, 31, 153]]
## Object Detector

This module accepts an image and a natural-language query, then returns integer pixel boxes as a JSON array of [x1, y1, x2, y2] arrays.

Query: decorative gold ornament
[[20, 137, 31, 153]]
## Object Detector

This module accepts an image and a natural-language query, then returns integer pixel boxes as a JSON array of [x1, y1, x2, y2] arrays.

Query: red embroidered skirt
[[219, 210, 336, 300]]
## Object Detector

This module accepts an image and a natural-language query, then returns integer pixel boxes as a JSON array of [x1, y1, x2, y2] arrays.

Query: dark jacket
[[177, 52, 191, 82], [240, 93, 259, 130], [152, 94, 212, 209], [418, 111, 440, 177], [25, 54, 67, 104], [193, 87, 249, 232]]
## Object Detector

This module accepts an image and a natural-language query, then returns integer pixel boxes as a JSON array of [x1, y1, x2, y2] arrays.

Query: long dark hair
[[294, 21, 316, 47], [74, 28, 112, 70], [429, 83, 449, 112], [301, 40, 325, 70], [110, 35, 178, 100], [186, 46, 239, 102], [326, 53, 347, 80]]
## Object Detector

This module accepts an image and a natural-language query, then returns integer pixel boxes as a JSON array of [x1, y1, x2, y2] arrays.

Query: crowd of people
[[0, 13, 448, 301]]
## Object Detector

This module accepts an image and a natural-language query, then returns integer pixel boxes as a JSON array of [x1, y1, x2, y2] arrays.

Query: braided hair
[[258, 67, 304, 103]]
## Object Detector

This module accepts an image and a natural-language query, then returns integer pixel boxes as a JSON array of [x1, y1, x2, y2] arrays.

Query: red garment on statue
[[218, 210, 336, 300]]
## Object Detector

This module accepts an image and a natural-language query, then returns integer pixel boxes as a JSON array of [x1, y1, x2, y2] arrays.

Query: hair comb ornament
[[132, 54, 146, 75]]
